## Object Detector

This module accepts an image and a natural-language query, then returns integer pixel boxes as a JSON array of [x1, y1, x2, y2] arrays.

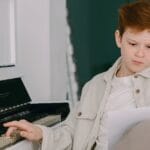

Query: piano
[[0, 78, 70, 149]]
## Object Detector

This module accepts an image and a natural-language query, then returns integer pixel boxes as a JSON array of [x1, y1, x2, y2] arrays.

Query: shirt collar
[[137, 67, 150, 78], [103, 57, 150, 81]]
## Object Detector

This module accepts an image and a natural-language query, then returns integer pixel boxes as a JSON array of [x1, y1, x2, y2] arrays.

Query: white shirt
[[95, 75, 136, 150]]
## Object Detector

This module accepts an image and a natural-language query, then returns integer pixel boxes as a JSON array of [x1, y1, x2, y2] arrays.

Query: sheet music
[[107, 107, 150, 150]]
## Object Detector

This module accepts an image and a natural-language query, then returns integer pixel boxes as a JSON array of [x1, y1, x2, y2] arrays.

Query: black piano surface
[[0, 78, 70, 135]]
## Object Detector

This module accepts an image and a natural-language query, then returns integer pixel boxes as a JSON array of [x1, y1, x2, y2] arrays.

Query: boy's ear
[[115, 30, 122, 48]]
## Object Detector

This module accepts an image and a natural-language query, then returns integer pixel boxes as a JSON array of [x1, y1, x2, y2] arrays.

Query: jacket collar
[[103, 57, 150, 81], [103, 57, 121, 82]]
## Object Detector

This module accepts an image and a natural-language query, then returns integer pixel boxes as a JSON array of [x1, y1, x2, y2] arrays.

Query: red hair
[[118, 0, 150, 36]]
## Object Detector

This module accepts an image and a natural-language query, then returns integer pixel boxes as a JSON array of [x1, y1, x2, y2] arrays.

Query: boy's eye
[[146, 45, 150, 49], [129, 42, 136, 46]]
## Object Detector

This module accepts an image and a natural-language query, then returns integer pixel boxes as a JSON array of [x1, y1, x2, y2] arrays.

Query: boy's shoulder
[[84, 72, 106, 90], [90, 71, 106, 83]]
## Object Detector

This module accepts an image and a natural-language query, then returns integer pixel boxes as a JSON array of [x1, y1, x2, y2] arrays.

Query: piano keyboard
[[0, 114, 61, 149], [33, 114, 61, 126]]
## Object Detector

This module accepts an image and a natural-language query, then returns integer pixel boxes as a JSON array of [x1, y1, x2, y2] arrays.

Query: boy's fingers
[[3, 120, 33, 132], [5, 127, 17, 137]]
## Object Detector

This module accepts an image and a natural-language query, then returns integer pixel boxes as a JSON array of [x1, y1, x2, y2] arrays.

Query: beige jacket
[[36, 58, 150, 150]]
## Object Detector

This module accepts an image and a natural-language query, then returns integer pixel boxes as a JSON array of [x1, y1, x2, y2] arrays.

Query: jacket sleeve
[[32, 81, 91, 150], [38, 107, 77, 150]]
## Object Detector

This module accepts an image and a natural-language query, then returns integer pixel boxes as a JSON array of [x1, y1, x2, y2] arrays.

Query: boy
[[4, 0, 150, 149]]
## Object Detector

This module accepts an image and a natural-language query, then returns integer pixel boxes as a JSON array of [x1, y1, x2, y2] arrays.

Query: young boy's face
[[115, 28, 150, 76]]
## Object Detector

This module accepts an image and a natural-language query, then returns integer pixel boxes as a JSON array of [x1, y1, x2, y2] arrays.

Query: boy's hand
[[3, 119, 43, 142]]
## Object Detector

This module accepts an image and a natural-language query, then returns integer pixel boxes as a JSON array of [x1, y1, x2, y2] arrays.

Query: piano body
[[0, 78, 70, 149]]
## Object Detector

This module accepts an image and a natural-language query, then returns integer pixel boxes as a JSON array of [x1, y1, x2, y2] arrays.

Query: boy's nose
[[135, 48, 145, 58]]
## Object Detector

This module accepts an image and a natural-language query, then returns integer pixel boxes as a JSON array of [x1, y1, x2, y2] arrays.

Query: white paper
[[107, 107, 150, 150]]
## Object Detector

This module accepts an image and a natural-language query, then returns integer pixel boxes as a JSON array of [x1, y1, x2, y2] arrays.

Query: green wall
[[67, 0, 131, 94]]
